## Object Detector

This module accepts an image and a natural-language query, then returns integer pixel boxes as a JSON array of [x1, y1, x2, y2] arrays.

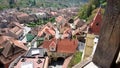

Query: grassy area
[[68, 51, 82, 68], [77, 0, 106, 22], [37, 37, 44, 47]]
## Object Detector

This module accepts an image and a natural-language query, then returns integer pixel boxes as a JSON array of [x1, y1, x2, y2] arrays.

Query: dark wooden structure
[[93, 0, 120, 68]]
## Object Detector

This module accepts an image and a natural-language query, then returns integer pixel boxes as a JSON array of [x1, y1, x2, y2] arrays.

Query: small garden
[[68, 51, 82, 68]]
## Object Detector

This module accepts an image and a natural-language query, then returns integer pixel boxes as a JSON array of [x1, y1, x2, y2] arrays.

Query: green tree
[[9, 0, 16, 8], [77, 0, 106, 22]]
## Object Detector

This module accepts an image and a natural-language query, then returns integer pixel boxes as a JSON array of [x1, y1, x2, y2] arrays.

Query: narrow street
[[49, 58, 64, 68]]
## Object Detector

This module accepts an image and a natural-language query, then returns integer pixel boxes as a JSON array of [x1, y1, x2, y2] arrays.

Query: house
[[27, 14, 38, 22], [0, 36, 27, 68], [72, 24, 88, 42], [55, 16, 67, 29], [43, 39, 78, 60], [15, 12, 29, 23], [37, 25, 55, 39], [50, 11, 58, 17], [88, 8, 102, 35], [8, 22, 24, 39], [74, 18, 85, 29], [9, 48, 49, 68], [59, 23, 71, 34], [62, 28, 72, 39]]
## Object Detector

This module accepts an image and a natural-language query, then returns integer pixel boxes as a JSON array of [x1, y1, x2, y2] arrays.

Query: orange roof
[[43, 39, 78, 53], [49, 41, 56, 47], [0, 36, 27, 58], [11, 39, 28, 50], [0, 36, 27, 50], [0, 36, 10, 45], [55, 16, 66, 23], [89, 7, 102, 35], [38, 26, 55, 37]]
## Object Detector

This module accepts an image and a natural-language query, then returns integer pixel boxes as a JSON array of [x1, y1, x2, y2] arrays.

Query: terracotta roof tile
[[43, 39, 78, 53], [89, 8, 102, 35], [0, 36, 10, 44], [11, 39, 28, 50], [38, 26, 55, 36], [55, 16, 66, 23], [0, 36, 27, 58]]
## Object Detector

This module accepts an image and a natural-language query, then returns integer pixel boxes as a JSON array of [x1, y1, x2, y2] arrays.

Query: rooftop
[[9, 48, 47, 68], [43, 39, 78, 53]]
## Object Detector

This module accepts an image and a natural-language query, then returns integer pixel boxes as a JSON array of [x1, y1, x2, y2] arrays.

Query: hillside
[[0, 0, 88, 10]]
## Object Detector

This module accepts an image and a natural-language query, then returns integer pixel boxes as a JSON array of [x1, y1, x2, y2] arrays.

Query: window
[[50, 47, 55, 51], [96, 23, 99, 26]]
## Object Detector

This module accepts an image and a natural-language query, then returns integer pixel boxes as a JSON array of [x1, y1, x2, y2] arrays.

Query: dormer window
[[50, 47, 56, 51], [49, 41, 56, 52]]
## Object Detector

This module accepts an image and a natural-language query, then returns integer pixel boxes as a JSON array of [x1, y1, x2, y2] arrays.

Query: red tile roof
[[0, 36, 28, 57], [43, 39, 78, 53], [10, 39, 28, 50], [0, 36, 27, 65], [55, 16, 66, 23], [38, 26, 55, 37], [89, 8, 102, 35], [49, 41, 56, 47], [0, 35, 8, 45]]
